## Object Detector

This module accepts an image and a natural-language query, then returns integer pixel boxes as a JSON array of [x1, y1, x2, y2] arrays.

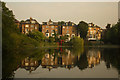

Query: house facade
[[15, 18, 103, 41], [42, 19, 59, 37], [42, 20, 76, 41], [61, 22, 76, 41], [87, 23, 103, 41], [20, 17, 39, 34], [15, 19, 20, 29]]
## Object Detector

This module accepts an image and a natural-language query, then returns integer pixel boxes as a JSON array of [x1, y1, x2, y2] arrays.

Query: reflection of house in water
[[41, 49, 77, 71], [87, 49, 101, 68], [42, 53, 58, 71], [20, 57, 40, 73], [61, 49, 76, 69]]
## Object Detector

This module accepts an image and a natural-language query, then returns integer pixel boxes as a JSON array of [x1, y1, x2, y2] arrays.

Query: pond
[[2, 47, 120, 79]]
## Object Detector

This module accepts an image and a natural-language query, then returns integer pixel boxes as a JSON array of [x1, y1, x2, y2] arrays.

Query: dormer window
[[31, 21, 35, 23]]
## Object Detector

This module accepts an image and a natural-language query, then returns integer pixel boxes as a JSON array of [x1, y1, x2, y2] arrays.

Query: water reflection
[[87, 49, 101, 68], [41, 49, 77, 71], [2, 47, 120, 79], [20, 48, 102, 72], [20, 57, 40, 73]]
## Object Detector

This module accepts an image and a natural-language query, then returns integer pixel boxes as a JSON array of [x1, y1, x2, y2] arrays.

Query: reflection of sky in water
[[14, 61, 118, 78], [14, 48, 119, 78]]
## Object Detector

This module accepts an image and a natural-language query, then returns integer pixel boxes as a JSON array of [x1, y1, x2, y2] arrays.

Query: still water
[[3, 47, 120, 78]]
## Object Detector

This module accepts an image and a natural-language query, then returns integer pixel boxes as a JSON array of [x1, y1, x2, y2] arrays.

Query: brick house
[[87, 23, 103, 41], [42, 20, 77, 41], [42, 19, 59, 37], [20, 17, 40, 34], [61, 21, 76, 41], [15, 19, 20, 29]]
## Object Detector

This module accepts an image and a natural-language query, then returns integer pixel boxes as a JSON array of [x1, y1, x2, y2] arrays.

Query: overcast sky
[[6, 2, 118, 28]]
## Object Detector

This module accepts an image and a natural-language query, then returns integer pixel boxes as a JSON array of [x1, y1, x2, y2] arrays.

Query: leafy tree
[[102, 20, 120, 44], [28, 31, 45, 42], [70, 37, 84, 47], [49, 36, 54, 43], [77, 53, 88, 70], [53, 30, 59, 42], [106, 24, 111, 29], [60, 35, 68, 41], [77, 21, 89, 39], [2, 2, 39, 79], [58, 21, 65, 26]]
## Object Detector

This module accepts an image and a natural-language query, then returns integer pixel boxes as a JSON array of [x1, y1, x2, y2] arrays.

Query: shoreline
[[37, 45, 120, 49]]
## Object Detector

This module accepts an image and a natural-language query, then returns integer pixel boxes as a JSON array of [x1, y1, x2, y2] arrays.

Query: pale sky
[[6, 2, 118, 28]]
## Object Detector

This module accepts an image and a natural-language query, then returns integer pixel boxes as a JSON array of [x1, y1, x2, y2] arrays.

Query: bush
[[70, 37, 84, 47]]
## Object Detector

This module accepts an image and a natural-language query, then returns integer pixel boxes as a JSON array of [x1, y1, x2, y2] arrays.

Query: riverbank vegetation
[[102, 19, 120, 45]]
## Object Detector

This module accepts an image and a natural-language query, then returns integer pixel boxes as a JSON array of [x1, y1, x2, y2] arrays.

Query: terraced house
[[61, 21, 76, 41], [42, 19, 59, 37], [87, 23, 103, 41], [20, 17, 40, 34], [15, 18, 103, 41], [42, 19, 77, 41]]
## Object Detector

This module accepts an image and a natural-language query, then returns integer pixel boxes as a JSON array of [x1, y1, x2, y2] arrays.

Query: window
[[31, 25, 34, 27], [31, 21, 35, 23], [35, 26, 37, 29], [94, 30, 96, 33], [51, 30, 54, 32], [71, 34, 75, 38], [46, 34, 48, 37], [51, 33, 54, 36], [90, 31, 93, 34], [89, 34, 92, 38], [66, 34, 70, 37], [25, 29, 29, 33], [67, 27, 69, 29], [89, 27, 92, 30], [43, 27, 44, 29], [46, 30, 49, 32], [67, 30, 69, 33], [51, 26, 54, 28], [25, 25, 29, 27], [22, 26, 24, 29], [31, 29, 33, 31], [46, 33, 49, 37], [46, 26, 49, 28], [26, 28, 28, 31]]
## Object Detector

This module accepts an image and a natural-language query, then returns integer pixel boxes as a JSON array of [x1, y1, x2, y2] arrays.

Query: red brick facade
[[42, 20, 76, 40], [87, 23, 103, 40]]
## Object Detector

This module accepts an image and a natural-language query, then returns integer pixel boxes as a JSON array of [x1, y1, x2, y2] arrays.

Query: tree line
[[102, 19, 120, 45]]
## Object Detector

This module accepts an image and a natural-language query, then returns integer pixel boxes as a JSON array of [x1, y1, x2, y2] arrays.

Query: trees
[[102, 19, 120, 44], [58, 21, 65, 26], [70, 37, 84, 47], [28, 31, 45, 42], [77, 21, 89, 39]]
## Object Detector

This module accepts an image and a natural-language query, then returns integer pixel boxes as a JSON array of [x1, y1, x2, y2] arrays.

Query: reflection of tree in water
[[76, 53, 88, 70], [76, 48, 101, 70], [102, 48, 120, 76]]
